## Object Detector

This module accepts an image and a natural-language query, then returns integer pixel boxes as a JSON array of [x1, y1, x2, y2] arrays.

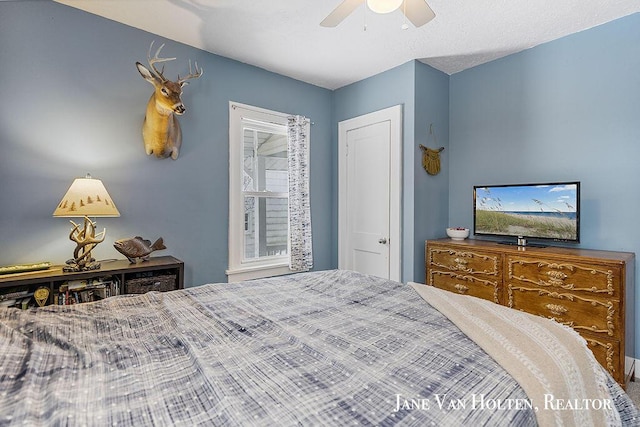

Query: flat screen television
[[473, 181, 580, 244]]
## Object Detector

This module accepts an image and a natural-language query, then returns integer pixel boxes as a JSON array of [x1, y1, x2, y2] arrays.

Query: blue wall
[[413, 61, 450, 282], [449, 13, 640, 354], [449, 13, 640, 249], [0, 2, 333, 286]]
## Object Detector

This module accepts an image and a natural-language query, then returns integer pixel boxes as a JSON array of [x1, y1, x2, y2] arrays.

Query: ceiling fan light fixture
[[366, 0, 403, 14]]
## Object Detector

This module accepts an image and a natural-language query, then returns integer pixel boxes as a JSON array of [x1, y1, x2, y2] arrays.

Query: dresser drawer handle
[[545, 303, 568, 316], [454, 284, 469, 294], [546, 270, 568, 286], [453, 258, 468, 265]]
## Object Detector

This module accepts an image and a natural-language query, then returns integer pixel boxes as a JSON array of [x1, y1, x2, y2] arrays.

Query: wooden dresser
[[425, 238, 635, 388]]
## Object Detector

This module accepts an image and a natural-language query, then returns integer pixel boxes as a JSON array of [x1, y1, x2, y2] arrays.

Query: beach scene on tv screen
[[475, 183, 578, 240]]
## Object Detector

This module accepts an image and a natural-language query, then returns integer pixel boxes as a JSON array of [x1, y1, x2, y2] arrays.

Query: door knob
[[378, 238, 388, 244]]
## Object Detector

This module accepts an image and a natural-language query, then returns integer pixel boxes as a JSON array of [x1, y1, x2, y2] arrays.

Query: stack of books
[[54, 276, 120, 305], [0, 289, 31, 309]]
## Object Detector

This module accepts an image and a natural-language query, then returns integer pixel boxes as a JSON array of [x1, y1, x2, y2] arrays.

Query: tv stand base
[[498, 240, 548, 248]]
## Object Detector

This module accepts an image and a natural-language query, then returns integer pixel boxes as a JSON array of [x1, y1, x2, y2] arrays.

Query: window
[[227, 103, 292, 281], [242, 124, 289, 260]]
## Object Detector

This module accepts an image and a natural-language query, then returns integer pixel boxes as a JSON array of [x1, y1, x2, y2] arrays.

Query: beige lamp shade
[[53, 174, 120, 218], [367, 0, 403, 14]]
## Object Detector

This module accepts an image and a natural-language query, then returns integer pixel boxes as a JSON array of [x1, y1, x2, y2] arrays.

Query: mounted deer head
[[136, 42, 203, 160]]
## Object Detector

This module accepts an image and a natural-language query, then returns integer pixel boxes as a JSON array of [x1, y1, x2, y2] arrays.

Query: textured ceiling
[[54, 0, 640, 89]]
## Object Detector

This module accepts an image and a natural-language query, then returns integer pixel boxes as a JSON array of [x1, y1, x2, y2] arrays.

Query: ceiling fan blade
[[401, 0, 436, 27], [320, 0, 365, 27]]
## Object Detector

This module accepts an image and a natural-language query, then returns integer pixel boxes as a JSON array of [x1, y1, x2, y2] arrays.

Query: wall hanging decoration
[[419, 124, 444, 175], [113, 236, 166, 263], [136, 41, 203, 160]]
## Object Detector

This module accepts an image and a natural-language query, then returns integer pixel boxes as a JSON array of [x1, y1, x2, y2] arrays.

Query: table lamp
[[53, 174, 120, 271]]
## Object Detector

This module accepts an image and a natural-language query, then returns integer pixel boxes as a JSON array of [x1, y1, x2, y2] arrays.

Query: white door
[[338, 105, 402, 281]]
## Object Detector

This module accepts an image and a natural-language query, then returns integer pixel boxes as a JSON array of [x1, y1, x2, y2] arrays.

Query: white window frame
[[227, 102, 292, 282]]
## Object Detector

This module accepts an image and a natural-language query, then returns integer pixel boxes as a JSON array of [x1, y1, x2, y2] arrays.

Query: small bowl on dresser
[[446, 227, 469, 240]]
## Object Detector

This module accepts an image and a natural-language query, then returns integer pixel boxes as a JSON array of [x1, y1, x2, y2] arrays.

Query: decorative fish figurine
[[113, 236, 166, 263]]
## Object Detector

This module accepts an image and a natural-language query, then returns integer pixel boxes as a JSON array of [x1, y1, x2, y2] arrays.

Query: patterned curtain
[[287, 115, 313, 272]]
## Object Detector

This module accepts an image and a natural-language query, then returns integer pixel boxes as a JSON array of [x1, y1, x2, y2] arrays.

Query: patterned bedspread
[[0, 269, 637, 426]]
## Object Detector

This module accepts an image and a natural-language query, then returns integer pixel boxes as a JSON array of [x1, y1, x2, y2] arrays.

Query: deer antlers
[[67, 217, 106, 269], [146, 41, 203, 85], [178, 60, 204, 86]]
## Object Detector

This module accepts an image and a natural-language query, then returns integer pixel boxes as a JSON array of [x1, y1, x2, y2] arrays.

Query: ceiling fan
[[321, 0, 435, 28]]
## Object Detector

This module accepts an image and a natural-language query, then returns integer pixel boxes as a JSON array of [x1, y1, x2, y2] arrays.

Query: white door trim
[[338, 105, 402, 282]]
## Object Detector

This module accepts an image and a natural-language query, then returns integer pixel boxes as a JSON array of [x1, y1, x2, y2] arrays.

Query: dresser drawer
[[428, 270, 501, 304], [507, 256, 620, 298], [507, 285, 621, 338], [428, 247, 501, 276], [584, 336, 619, 379]]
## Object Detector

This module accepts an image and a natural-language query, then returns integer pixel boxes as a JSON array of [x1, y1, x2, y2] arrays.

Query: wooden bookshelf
[[0, 256, 184, 309]]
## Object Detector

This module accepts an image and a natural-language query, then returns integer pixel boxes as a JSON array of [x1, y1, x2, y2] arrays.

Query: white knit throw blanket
[[409, 283, 621, 427]]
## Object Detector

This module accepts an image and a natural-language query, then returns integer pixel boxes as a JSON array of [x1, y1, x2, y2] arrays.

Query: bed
[[0, 269, 637, 426]]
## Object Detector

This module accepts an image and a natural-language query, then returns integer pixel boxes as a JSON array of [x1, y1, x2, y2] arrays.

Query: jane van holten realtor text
[[394, 393, 613, 412]]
